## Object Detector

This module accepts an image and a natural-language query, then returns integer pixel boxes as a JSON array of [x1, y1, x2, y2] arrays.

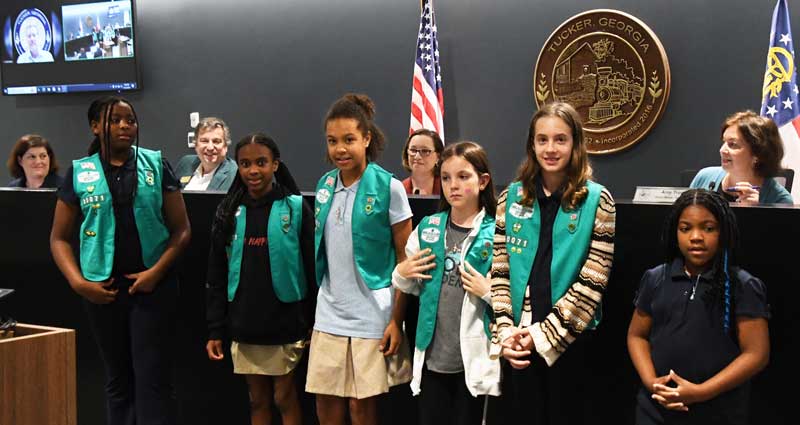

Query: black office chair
[[680, 169, 697, 187], [774, 168, 794, 192]]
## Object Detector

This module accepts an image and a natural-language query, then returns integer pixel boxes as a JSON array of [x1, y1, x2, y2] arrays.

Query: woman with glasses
[[401, 129, 444, 195]]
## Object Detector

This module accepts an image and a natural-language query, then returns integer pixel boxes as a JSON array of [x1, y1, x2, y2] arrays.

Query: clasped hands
[[649, 369, 706, 412]]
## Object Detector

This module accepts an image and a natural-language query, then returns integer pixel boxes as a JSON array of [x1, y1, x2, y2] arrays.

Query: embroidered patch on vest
[[508, 202, 533, 219], [316, 188, 331, 204], [79, 162, 96, 170], [77, 171, 100, 183], [235, 206, 243, 217], [325, 176, 335, 187], [512, 222, 522, 233], [145, 170, 155, 186], [429, 216, 441, 226], [421, 227, 441, 243]]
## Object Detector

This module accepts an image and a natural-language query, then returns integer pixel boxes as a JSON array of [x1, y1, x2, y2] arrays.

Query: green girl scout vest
[[73, 147, 170, 282], [226, 195, 308, 303], [415, 211, 495, 350], [314, 162, 395, 290], [505, 180, 603, 328]]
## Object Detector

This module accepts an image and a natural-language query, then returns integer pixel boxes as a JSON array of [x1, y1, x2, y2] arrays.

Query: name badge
[[508, 202, 533, 219], [421, 227, 441, 243]]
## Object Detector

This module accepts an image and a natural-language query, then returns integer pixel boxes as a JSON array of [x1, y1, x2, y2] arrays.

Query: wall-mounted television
[[0, 0, 139, 95]]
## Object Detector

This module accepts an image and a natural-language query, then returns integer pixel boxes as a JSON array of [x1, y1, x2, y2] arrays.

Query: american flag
[[409, 0, 444, 140], [761, 0, 800, 198]]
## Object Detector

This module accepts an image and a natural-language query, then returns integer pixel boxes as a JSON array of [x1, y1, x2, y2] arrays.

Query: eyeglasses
[[408, 148, 434, 157]]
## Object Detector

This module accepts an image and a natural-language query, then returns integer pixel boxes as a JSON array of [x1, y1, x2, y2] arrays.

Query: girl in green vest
[[306, 93, 413, 425], [50, 96, 191, 425], [206, 133, 315, 425], [393, 141, 500, 425], [489, 101, 616, 424]]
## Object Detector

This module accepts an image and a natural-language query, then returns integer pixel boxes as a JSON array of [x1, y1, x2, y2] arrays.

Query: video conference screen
[[0, 0, 139, 95]]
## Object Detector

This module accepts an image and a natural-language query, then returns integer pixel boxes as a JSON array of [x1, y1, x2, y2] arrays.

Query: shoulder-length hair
[[721, 110, 783, 178], [7, 134, 59, 178], [516, 101, 592, 210]]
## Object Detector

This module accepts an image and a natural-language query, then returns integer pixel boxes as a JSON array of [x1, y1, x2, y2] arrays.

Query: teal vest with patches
[[415, 211, 495, 350], [505, 180, 603, 328], [226, 195, 308, 303], [73, 148, 170, 282], [314, 163, 395, 290]]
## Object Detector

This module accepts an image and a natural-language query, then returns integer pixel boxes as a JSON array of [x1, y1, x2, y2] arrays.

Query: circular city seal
[[13, 8, 52, 56], [534, 10, 670, 154]]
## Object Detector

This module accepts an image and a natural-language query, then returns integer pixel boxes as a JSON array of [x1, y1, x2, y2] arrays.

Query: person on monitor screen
[[16, 21, 54, 64]]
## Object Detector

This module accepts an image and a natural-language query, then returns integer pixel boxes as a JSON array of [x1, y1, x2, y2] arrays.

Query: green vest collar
[[415, 209, 495, 350], [314, 163, 396, 290], [505, 180, 603, 327]]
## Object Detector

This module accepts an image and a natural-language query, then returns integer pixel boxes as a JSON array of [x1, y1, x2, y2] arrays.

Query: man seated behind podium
[[690, 110, 793, 204], [175, 117, 237, 191]]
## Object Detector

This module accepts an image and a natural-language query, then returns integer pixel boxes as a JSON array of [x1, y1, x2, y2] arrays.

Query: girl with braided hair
[[50, 96, 190, 425], [627, 189, 770, 424], [205, 133, 315, 425]]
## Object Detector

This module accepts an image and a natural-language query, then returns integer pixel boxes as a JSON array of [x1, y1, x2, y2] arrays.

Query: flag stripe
[[409, 0, 444, 140]]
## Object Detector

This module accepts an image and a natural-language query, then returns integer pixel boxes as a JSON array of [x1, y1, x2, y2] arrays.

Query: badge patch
[[429, 216, 441, 226], [316, 188, 331, 204], [508, 202, 533, 219], [145, 170, 155, 186], [516, 186, 524, 197], [77, 171, 100, 184], [80, 162, 96, 170], [235, 206, 243, 217], [325, 176, 335, 187], [421, 227, 441, 243]]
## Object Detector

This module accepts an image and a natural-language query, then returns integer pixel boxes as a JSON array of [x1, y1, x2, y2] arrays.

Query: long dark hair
[[438, 141, 496, 216], [324, 93, 386, 161], [663, 189, 739, 332], [211, 133, 299, 248], [87, 96, 140, 203]]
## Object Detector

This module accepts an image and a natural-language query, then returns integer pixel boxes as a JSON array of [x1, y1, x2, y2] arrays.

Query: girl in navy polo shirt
[[50, 96, 191, 425], [627, 189, 770, 424], [205, 133, 315, 425]]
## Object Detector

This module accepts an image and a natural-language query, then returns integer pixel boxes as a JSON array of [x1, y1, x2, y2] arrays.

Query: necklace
[[447, 216, 472, 253]]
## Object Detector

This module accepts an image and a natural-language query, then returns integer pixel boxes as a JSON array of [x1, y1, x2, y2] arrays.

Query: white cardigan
[[392, 209, 501, 397]]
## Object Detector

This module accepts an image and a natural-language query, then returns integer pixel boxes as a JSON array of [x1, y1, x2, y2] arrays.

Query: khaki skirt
[[230, 340, 306, 376], [305, 330, 411, 399]]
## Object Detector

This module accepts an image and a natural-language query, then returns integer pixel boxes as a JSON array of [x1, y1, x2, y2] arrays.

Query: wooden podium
[[0, 324, 77, 425]]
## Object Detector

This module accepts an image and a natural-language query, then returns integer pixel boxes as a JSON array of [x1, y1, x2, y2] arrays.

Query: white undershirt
[[184, 164, 217, 191]]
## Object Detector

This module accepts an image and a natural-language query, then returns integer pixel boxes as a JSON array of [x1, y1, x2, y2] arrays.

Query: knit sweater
[[490, 185, 616, 365]]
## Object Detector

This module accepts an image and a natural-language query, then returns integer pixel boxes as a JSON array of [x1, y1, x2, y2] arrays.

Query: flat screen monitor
[[0, 0, 139, 95]]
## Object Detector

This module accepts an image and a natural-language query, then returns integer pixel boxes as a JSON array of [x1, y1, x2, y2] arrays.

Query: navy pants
[[419, 366, 486, 425], [83, 276, 178, 425]]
